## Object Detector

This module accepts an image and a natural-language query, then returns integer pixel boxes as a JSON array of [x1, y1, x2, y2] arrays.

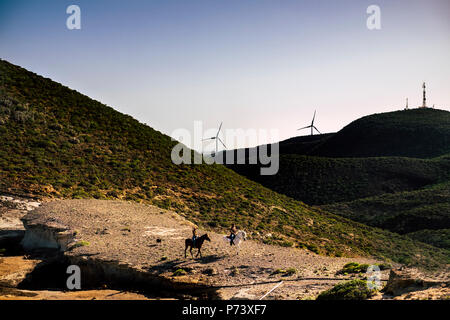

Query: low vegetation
[[337, 262, 391, 275], [338, 262, 370, 274], [322, 182, 450, 249], [172, 269, 188, 276], [71, 240, 90, 249], [229, 154, 450, 205], [316, 280, 377, 300], [406, 229, 450, 250], [271, 268, 297, 276]]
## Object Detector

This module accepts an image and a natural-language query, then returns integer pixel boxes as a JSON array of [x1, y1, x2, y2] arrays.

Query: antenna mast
[[422, 82, 427, 108]]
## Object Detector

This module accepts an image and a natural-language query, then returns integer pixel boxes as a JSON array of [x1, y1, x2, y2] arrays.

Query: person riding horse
[[185, 229, 211, 258], [192, 227, 198, 246], [228, 223, 237, 246]]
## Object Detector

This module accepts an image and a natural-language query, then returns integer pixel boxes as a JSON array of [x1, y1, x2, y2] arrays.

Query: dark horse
[[185, 234, 211, 258]]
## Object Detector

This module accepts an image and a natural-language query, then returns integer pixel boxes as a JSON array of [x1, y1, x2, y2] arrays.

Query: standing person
[[229, 223, 237, 246]]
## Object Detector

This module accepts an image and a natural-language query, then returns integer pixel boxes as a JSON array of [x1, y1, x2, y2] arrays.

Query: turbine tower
[[202, 122, 226, 157], [298, 110, 321, 136], [405, 98, 409, 110]]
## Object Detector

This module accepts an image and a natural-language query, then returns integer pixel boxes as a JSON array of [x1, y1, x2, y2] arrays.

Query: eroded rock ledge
[[21, 213, 73, 251], [383, 268, 450, 297]]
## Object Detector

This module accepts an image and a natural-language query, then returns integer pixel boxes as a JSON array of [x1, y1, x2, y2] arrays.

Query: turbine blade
[[297, 125, 311, 130], [313, 126, 321, 134], [311, 110, 316, 125], [217, 122, 223, 137], [202, 137, 215, 141], [218, 138, 227, 149]]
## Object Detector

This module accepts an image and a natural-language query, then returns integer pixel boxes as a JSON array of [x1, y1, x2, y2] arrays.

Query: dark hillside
[[228, 155, 450, 205], [321, 182, 450, 249], [310, 109, 450, 158]]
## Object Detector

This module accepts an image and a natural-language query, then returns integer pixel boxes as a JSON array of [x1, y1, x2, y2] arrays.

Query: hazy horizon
[[1, 0, 449, 151]]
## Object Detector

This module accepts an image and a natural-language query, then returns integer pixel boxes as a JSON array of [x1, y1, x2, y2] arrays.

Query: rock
[[0, 230, 25, 254], [20, 214, 74, 251], [203, 268, 218, 276], [25, 202, 41, 211], [231, 288, 257, 300], [383, 269, 420, 295], [0, 195, 41, 212], [0, 256, 41, 287], [383, 268, 449, 296]]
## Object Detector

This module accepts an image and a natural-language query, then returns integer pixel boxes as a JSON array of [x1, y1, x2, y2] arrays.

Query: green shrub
[[230, 267, 240, 276], [285, 267, 297, 276], [376, 263, 392, 271], [172, 268, 187, 276], [339, 262, 370, 274], [306, 243, 320, 254], [280, 240, 293, 247], [271, 267, 297, 276], [271, 268, 285, 275], [72, 240, 90, 249], [317, 280, 377, 300]]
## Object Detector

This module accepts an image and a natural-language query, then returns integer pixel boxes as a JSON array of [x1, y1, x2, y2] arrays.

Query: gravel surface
[[22, 199, 391, 299]]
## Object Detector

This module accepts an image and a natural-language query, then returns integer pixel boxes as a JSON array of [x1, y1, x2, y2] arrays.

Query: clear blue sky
[[1, 0, 449, 150]]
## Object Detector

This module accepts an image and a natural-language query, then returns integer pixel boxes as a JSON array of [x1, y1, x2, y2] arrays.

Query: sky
[[0, 0, 449, 151]]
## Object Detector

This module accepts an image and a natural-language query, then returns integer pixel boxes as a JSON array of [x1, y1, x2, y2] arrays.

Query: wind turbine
[[297, 110, 321, 136], [202, 122, 226, 157]]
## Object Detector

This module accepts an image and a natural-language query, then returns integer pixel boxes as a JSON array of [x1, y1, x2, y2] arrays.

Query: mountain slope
[[228, 154, 450, 205], [310, 109, 450, 158], [407, 229, 450, 250], [321, 182, 450, 249], [270, 133, 334, 156], [0, 59, 448, 267]]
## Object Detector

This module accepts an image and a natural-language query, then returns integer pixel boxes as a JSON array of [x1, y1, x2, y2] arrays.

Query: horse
[[223, 230, 247, 252], [185, 233, 211, 258]]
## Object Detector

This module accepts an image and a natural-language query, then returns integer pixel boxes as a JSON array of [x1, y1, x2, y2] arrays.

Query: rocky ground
[[373, 267, 450, 300], [1, 196, 449, 300], [0, 195, 151, 300], [0, 256, 150, 300]]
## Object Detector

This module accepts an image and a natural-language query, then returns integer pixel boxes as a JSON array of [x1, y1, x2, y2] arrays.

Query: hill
[[228, 154, 450, 205], [224, 108, 450, 162], [224, 110, 450, 205], [321, 182, 450, 249], [310, 109, 450, 158], [271, 134, 334, 156], [218, 134, 333, 166], [0, 59, 448, 268]]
